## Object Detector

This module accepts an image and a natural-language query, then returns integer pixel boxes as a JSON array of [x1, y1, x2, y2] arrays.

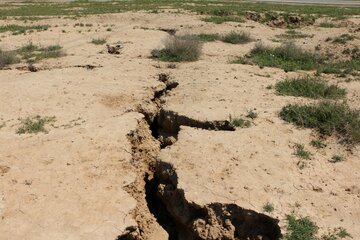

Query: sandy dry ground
[[0, 9, 359, 240]]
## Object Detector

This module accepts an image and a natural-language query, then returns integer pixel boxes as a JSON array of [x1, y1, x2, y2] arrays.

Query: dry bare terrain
[[0, 1, 359, 240]]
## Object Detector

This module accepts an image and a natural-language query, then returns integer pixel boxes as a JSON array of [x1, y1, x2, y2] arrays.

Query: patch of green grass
[[151, 35, 202, 62], [196, 33, 220, 42], [91, 38, 106, 45], [294, 143, 311, 160], [16, 116, 56, 134], [234, 43, 323, 72], [17, 42, 64, 63], [0, 49, 20, 69], [329, 154, 345, 163], [332, 34, 355, 44], [319, 22, 336, 28], [262, 202, 274, 213], [0, 24, 49, 35], [201, 15, 244, 24], [230, 117, 251, 128], [221, 31, 252, 44], [284, 214, 318, 240], [280, 102, 360, 143], [310, 139, 327, 149], [275, 76, 346, 99], [276, 29, 313, 39]]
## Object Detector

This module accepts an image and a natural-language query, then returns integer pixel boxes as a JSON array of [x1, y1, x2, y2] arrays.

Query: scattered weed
[[332, 34, 355, 44], [91, 38, 106, 45], [0, 24, 49, 35], [280, 102, 360, 143], [230, 116, 251, 128], [16, 116, 56, 134], [246, 109, 258, 119], [17, 42, 64, 63], [294, 143, 311, 160], [0, 49, 19, 69], [284, 214, 318, 240], [262, 202, 274, 213], [322, 227, 351, 239], [151, 35, 202, 62], [275, 76, 346, 99], [310, 139, 327, 149], [329, 154, 345, 163], [221, 31, 252, 44], [276, 29, 313, 39], [196, 33, 220, 42], [319, 22, 336, 28]]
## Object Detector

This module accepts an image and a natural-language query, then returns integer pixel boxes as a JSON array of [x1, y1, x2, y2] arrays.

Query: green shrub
[[151, 35, 202, 62], [262, 202, 274, 213], [275, 76, 346, 99], [285, 214, 318, 240], [280, 102, 360, 143], [221, 31, 252, 44]]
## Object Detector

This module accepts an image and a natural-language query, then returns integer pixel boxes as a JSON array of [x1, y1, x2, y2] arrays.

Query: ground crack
[[118, 73, 281, 240]]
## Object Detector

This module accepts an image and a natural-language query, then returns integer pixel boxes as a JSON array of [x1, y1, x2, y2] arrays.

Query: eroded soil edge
[[119, 74, 281, 240]]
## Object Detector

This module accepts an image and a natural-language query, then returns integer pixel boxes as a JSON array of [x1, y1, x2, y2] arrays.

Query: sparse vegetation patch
[[275, 76, 346, 99], [17, 42, 64, 63], [294, 143, 311, 160], [196, 33, 220, 42], [17, 116, 56, 134], [201, 15, 244, 24], [276, 29, 313, 39], [332, 34, 355, 44], [310, 139, 327, 149], [151, 35, 202, 62], [0, 49, 19, 69], [91, 38, 106, 45], [0, 24, 49, 35], [319, 22, 336, 28], [234, 43, 323, 72], [329, 154, 345, 163], [280, 102, 360, 143], [229, 116, 251, 128]]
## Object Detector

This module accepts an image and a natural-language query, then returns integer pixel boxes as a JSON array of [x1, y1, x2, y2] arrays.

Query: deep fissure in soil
[[119, 72, 282, 240]]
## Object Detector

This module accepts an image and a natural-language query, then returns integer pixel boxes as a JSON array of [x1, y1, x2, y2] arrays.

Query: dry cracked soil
[[0, 8, 359, 240]]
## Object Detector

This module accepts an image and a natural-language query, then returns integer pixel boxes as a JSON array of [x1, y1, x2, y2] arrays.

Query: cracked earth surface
[[0, 10, 360, 240]]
